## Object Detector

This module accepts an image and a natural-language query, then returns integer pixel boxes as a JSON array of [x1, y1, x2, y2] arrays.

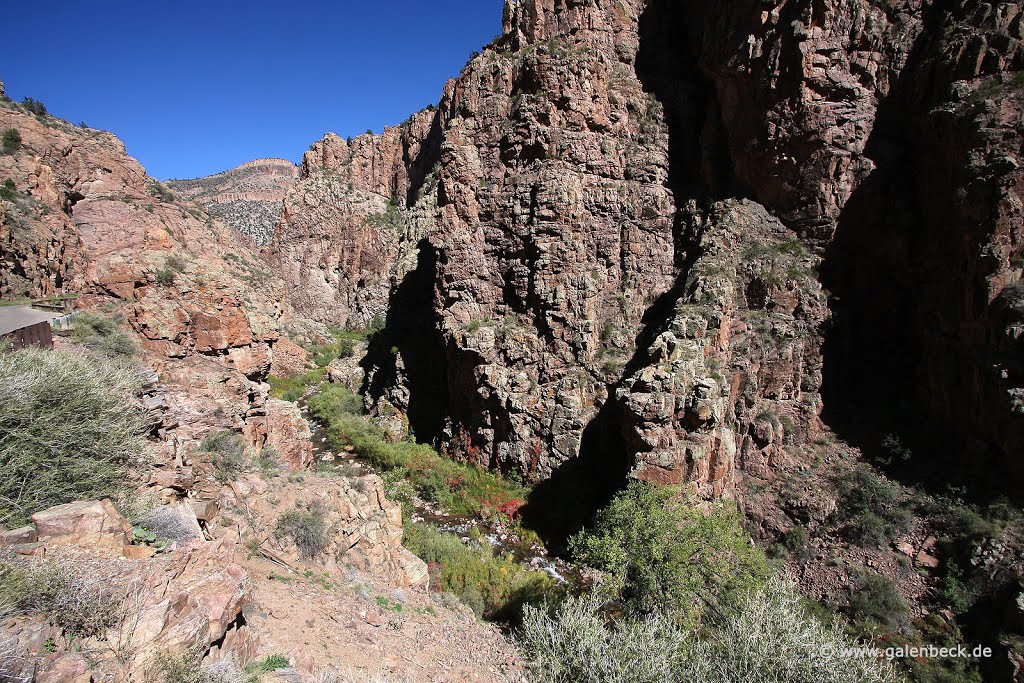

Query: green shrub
[[274, 502, 331, 559], [147, 179, 174, 202], [307, 383, 362, 417], [570, 480, 768, 621], [198, 431, 249, 482], [244, 654, 290, 677], [848, 571, 908, 628], [2, 128, 20, 153], [71, 311, 137, 358], [309, 329, 363, 367], [404, 521, 554, 618], [832, 465, 911, 547], [0, 178, 15, 201], [0, 347, 146, 526]]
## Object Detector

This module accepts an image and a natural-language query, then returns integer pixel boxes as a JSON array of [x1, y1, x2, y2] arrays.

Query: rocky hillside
[[268, 0, 1024, 504], [0, 88, 314, 452], [167, 159, 299, 246]]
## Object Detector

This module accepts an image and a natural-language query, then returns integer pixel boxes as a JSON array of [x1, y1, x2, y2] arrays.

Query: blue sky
[[0, 1, 502, 180]]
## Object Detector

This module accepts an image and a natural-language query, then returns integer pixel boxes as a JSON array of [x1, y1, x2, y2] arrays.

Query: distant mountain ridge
[[167, 158, 298, 245]]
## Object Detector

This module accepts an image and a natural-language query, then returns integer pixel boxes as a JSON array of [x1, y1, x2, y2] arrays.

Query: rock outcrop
[[0, 97, 315, 459], [265, 0, 1024, 503], [0, 500, 253, 682], [167, 159, 299, 246]]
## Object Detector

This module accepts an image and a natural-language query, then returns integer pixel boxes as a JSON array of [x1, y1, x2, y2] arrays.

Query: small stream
[[297, 391, 574, 586]]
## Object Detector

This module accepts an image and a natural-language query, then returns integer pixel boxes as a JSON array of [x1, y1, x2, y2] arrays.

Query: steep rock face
[[167, 158, 299, 246], [267, 0, 1024, 497], [264, 112, 439, 329]]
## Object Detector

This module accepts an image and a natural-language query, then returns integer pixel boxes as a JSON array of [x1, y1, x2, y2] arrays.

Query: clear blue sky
[[0, 1, 503, 180]]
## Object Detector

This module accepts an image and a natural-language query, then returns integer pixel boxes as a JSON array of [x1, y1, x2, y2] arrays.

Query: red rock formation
[[0, 97, 311, 459]]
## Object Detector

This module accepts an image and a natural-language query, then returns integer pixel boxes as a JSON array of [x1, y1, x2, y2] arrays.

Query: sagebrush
[[0, 346, 146, 526]]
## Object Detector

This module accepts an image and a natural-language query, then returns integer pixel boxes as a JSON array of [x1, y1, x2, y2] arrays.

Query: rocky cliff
[[167, 158, 299, 246], [0, 96, 312, 456], [267, 0, 1023, 508]]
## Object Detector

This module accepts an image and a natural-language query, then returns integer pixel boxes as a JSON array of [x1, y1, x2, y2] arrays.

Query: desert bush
[[72, 310, 138, 358], [140, 505, 200, 544], [198, 431, 249, 482], [686, 576, 903, 683], [0, 346, 146, 526], [21, 97, 46, 116], [254, 446, 282, 475], [155, 647, 244, 683], [832, 465, 912, 547], [0, 636, 32, 683], [2, 128, 20, 153], [314, 669, 408, 683], [155, 266, 177, 286], [404, 521, 554, 618], [0, 178, 15, 201], [243, 655, 290, 679], [14, 554, 142, 641], [274, 502, 332, 559], [166, 254, 187, 273], [147, 179, 174, 202], [521, 577, 902, 683], [570, 480, 768, 620], [848, 571, 908, 628], [520, 593, 687, 682]]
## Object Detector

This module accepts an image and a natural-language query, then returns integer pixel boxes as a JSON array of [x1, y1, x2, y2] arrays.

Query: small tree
[[20, 98, 46, 116]]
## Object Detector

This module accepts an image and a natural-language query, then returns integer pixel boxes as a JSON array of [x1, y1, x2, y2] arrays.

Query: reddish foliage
[[497, 498, 525, 520]]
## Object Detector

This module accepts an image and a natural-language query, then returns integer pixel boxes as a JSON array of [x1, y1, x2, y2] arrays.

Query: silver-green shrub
[[0, 346, 146, 526], [520, 577, 903, 683]]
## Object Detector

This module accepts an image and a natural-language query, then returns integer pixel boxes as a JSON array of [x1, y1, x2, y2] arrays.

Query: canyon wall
[[268, 0, 1024, 500], [167, 158, 299, 246]]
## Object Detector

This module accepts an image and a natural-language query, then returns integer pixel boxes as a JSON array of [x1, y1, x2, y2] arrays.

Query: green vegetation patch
[[308, 384, 527, 520], [405, 520, 554, 619], [569, 480, 769, 622]]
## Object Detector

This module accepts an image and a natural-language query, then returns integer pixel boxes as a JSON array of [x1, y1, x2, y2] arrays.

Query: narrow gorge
[[2, 0, 1024, 681]]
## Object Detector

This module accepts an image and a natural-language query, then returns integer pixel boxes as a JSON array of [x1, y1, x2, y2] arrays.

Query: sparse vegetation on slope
[[71, 311, 138, 358], [309, 385, 528, 520]]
